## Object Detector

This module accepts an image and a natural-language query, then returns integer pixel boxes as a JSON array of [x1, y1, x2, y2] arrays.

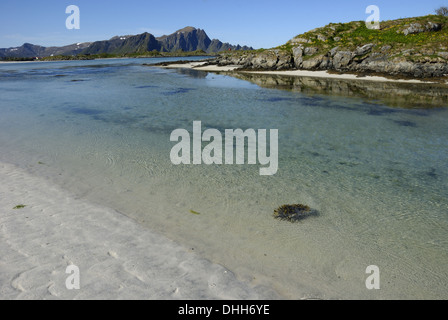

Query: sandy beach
[[0, 161, 279, 300], [243, 69, 434, 84], [0, 61, 37, 64], [160, 61, 241, 72]]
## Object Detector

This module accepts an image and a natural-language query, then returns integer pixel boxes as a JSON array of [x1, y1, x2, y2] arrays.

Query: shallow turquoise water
[[0, 58, 447, 299]]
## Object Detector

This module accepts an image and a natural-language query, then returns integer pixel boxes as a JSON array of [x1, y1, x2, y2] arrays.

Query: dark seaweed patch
[[135, 85, 158, 89], [162, 88, 195, 96], [309, 151, 321, 157], [259, 97, 295, 103], [338, 161, 358, 167], [60, 64, 114, 70], [105, 115, 140, 126], [366, 107, 397, 116], [403, 109, 431, 117], [426, 168, 438, 179], [299, 97, 354, 110], [69, 107, 105, 116], [298, 96, 329, 107], [393, 120, 417, 127], [273, 204, 319, 222]]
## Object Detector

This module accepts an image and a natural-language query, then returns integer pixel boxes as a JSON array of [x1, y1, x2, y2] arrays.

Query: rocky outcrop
[[401, 22, 442, 35], [213, 15, 448, 79], [332, 51, 354, 69], [216, 49, 294, 70], [215, 42, 448, 78]]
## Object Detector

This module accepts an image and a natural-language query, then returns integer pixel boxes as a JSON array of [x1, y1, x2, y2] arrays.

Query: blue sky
[[0, 0, 446, 49]]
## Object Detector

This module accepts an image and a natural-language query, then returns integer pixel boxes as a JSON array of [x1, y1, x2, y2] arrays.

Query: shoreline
[[0, 61, 37, 64], [0, 55, 215, 64], [243, 69, 436, 84], [5, 57, 439, 85], [156, 61, 446, 85], [0, 161, 279, 300]]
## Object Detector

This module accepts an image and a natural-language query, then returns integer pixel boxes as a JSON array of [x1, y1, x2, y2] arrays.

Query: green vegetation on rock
[[285, 15, 448, 61]]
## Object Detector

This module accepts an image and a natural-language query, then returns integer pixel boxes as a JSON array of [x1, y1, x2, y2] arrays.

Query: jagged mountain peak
[[157, 26, 201, 40], [109, 35, 133, 41], [0, 27, 253, 58], [176, 26, 197, 33]]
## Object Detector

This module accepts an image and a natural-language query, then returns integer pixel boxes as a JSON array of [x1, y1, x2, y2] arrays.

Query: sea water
[[0, 58, 447, 299]]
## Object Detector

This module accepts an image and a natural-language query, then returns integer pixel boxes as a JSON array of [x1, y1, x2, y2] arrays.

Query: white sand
[[0, 161, 278, 300], [161, 61, 241, 72], [242, 69, 432, 84], [0, 61, 36, 64]]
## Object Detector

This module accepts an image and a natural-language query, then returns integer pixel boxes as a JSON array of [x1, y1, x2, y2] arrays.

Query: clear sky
[[0, 0, 446, 49]]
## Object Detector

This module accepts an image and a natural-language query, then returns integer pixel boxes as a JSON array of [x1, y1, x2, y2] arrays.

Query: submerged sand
[[0, 161, 279, 300]]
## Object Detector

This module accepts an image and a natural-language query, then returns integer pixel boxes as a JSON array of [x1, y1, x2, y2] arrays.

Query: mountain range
[[0, 27, 253, 58]]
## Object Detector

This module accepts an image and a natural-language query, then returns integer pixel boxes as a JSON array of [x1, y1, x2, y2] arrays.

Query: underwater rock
[[273, 204, 317, 222]]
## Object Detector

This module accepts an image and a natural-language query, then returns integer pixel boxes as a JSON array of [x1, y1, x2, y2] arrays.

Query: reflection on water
[[232, 72, 448, 109], [174, 67, 209, 79]]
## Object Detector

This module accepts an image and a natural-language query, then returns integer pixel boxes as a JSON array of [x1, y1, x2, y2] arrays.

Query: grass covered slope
[[285, 15, 448, 63]]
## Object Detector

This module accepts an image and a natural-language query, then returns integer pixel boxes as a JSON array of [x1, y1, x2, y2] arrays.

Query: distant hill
[[0, 42, 91, 59], [82, 33, 161, 55], [0, 27, 253, 59]]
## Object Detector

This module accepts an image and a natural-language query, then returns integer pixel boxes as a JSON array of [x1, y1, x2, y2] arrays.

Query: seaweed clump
[[273, 204, 317, 222]]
